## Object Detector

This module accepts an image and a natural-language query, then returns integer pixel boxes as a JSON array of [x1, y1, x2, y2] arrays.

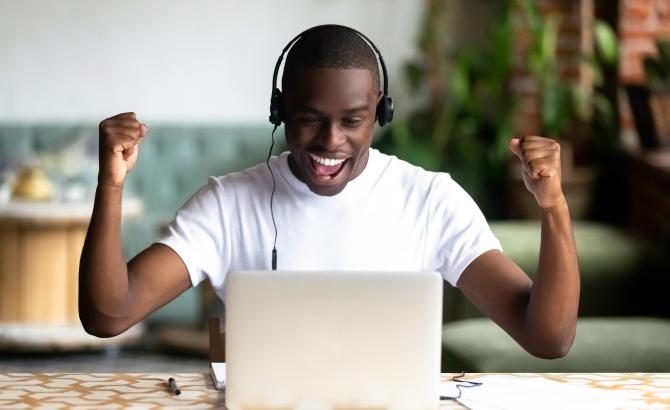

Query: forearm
[[79, 184, 132, 322], [525, 197, 580, 356]]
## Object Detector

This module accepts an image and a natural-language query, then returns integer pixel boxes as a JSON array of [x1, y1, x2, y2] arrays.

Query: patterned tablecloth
[[1, 372, 669, 409]]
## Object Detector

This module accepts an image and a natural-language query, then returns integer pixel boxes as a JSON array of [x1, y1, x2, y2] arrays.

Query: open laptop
[[224, 270, 443, 410]]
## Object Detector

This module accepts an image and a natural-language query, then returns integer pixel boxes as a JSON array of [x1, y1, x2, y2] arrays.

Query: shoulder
[[184, 157, 276, 209], [373, 150, 482, 220], [209, 156, 277, 192], [373, 149, 459, 197]]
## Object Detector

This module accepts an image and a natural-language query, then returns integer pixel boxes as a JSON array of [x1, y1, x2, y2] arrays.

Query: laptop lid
[[224, 270, 443, 410]]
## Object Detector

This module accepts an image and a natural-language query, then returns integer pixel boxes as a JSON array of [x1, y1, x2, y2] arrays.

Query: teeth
[[309, 153, 346, 166]]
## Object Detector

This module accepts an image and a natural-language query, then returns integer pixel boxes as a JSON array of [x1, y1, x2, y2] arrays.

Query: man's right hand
[[82, 112, 191, 338], [98, 112, 148, 189]]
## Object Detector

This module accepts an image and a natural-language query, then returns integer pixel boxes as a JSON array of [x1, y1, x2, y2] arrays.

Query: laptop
[[224, 270, 443, 410]]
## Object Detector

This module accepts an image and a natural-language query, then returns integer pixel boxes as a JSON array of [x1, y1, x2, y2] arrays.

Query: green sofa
[[0, 123, 276, 326], [443, 316, 670, 372], [442, 220, 670, 372]]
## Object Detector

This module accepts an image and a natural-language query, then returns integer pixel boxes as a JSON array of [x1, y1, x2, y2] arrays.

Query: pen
[[168, 377, 181, 395]]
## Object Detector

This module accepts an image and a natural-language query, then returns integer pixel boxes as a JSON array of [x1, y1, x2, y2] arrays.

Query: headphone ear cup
[[376, 96, 394, 126], [269, 88, 284, 126]]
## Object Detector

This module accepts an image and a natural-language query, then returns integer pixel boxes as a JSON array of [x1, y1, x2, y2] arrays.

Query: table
[[0, 198, 143, 351], [1, 373, 669, 409], [0, 198, 142, 324]]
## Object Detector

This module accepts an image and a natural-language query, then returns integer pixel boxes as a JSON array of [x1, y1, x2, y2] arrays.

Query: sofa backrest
[[0, 123, 280, 215]]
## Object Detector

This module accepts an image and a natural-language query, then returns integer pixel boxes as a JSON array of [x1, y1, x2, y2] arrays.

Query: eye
[[342, 117, 363, 127], [298, 115, 321, 126]]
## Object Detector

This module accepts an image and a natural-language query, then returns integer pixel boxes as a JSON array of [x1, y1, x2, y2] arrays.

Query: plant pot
[[648, 85, 670, 146], [625, 84, 670, 149]]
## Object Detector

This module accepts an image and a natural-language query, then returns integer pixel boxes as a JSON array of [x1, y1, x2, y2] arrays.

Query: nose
[[317, 122, 346, 151]]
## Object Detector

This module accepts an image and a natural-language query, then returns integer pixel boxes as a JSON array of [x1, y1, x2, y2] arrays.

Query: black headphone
[[269, 24, 394, 127]]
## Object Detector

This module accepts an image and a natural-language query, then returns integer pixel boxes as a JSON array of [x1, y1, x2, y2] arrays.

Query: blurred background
[[1, 0, 669, 373]]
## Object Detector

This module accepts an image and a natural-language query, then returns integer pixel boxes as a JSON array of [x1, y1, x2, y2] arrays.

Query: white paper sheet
[[440, 374, 643, 410]]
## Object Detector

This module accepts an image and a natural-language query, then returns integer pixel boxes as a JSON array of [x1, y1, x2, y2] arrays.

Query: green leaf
[[541, 15, 560, 68], [388, 118, 412, 148], [403, 62, 424, 92], [521, 0, 543, 38], [399, 143, 442, 171], [644, 56, 663, 82], [593, 93, 614, 125], [594, 20, 618, 65], [656, 37, 670, 67], [570, 85, 595, 122], [451, 58, 471, 102]]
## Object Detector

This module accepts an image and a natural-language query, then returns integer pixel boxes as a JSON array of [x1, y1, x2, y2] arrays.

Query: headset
[[269, 24, 394, 127], [266, 24, 394, 270]]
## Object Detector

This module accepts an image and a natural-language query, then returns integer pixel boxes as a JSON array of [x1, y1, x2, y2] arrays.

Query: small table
[[1, 373, 668, 409], [0, 198, 143, 350]]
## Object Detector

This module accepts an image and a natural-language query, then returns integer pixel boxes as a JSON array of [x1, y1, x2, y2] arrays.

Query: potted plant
[[375, 0, 617, 219], [506, 0, 618, 219], [374, 0, 515, 218]]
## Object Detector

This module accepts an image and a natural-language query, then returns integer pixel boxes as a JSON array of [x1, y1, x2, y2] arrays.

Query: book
[[210, 362, 226, 390]]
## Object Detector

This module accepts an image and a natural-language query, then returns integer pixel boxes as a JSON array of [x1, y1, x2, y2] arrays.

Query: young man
[[79, 26, 579, 359]]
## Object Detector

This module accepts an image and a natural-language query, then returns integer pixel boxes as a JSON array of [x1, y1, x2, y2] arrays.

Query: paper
[[210, 362, 226, 390], [440, 374, 642, 410]]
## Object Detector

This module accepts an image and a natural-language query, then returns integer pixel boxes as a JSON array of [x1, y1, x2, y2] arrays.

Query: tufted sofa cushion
[[442, 220, 655, 322], [1, 124, 278, 250], [442, 317, 670, 372]]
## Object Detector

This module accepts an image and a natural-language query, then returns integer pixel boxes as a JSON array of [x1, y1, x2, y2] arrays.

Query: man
[[79, 26, 579, 359]]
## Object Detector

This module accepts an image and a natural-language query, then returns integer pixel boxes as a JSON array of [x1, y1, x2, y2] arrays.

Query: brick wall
[[619, 0, 670, 138], [620, 0, 670, 84], [505, 1, 670, 142]]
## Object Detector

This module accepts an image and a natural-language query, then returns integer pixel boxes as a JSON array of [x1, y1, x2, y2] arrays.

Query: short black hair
[[281, 25, 381, 93]]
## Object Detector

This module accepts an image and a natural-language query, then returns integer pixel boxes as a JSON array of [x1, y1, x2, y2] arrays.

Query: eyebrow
[[343, 105, 369, 114], [295, 105, 370, 115]]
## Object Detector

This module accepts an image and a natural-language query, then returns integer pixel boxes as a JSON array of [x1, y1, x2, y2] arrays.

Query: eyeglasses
[[440, 371, 484, 401]]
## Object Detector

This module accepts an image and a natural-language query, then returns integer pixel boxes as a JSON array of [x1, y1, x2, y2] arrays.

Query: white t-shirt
[[157, 148, 501, 301]]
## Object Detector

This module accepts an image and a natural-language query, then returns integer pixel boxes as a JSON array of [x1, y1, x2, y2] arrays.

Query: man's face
[[283, 66, 379, 196]]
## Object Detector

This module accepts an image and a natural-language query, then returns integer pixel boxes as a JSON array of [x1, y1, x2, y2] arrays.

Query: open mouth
[[307, 152, 350, 182]]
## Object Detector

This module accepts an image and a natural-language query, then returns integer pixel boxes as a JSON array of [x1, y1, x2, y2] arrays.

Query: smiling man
[[280, 32, 381, 197], [79, 25, 580, 359], [286, 66, 373, 196]]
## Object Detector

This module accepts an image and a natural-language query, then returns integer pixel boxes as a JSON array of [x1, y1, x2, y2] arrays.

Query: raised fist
[[509, 136, 565, 210], [98, 112, 148, 189]]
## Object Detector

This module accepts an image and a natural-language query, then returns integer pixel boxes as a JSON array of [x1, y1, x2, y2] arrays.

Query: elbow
[[525, 328, 576, 359], [79, 311, 128, 338], [78, 291, 132, 338], [82, 324, 123, 339], [530, 340, 572, 359]]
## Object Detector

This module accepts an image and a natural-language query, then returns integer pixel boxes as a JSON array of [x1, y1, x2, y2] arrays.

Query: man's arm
[[457, 136, 580, 358], [79, 112, 192, 337]]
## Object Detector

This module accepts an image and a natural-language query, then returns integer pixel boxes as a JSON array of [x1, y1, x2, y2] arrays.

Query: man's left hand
[[509, 136, 565, 209]]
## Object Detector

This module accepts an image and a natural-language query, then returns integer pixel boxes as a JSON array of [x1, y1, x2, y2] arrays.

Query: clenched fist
[[98, 112, 148, 189], [509, 136, 565, 210]]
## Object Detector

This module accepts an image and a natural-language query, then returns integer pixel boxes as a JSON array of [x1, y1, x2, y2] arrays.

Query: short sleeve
[[424, 174, 502, 287], [156, 176, 225, 287]]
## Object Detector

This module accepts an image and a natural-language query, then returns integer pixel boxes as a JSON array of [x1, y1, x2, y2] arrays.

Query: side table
[[0, 197, 143, 350]]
